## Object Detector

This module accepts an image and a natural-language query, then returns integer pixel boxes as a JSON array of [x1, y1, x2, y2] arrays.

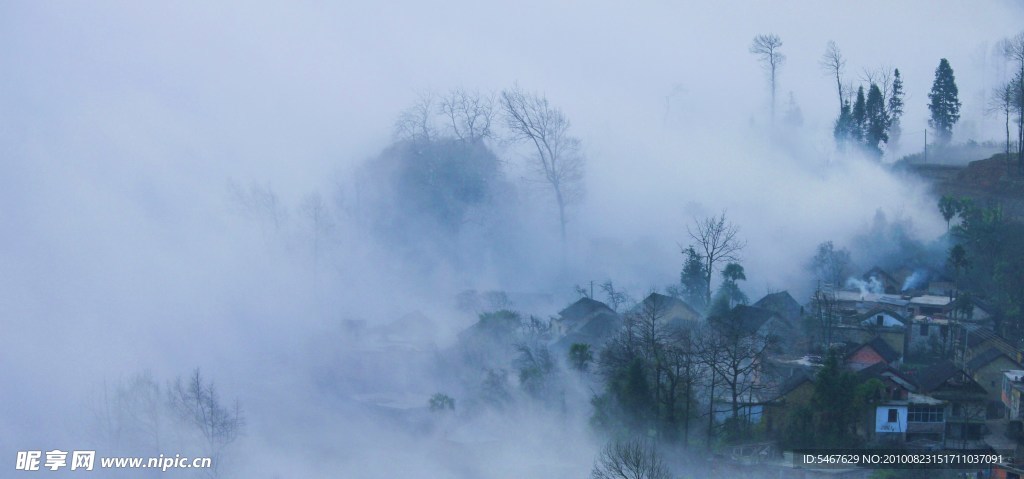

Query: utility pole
[[924, 129, 928, 163]]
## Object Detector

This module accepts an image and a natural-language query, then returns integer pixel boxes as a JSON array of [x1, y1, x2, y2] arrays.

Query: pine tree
[[833, 100, 854, 149], [928, 58, 961, 144], [887, 69, 904, 151], [864, 84, 888, 158], [680, 246, 708, 311], [851, 86, 867, 143]]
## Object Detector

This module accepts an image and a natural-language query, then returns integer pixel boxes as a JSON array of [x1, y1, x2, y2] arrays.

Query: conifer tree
[[851, 86, 867, 143], [887, 69, 904, 151], [864, 84, 888, 158], [928, 58, 961, 144], [833, 100, 854, 149]]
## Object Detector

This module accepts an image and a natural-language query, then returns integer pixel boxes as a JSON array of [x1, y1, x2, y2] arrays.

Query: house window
[[888, 408, 898, 423], [920, 323, 929, 336], [908, 406, 944, 423]]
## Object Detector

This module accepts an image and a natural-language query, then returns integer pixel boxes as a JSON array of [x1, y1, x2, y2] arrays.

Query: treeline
[[940, 195, 1024, 339]]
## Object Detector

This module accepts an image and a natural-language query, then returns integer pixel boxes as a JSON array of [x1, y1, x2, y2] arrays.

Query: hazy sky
[[2, 1, 1023, 477]]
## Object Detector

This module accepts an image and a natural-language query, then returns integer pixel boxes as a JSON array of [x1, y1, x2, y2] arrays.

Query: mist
[[3, 1, 1023, 477]]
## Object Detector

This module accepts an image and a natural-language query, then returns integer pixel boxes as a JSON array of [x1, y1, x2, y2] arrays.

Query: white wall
[[875, 405, 908, 433]]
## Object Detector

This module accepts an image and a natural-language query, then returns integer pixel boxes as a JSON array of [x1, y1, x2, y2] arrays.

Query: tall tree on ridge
[[928, 58, 962, 145], [750, 34, 785, 123]]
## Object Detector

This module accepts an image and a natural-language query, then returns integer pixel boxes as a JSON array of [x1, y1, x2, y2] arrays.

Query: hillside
[[901, 153, 1024, 221]]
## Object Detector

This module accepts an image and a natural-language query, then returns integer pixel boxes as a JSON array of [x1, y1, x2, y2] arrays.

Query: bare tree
[[1003, 32, 1024, 166], [591, 438, 673, 479], [878, 67, 894, 106], [394, 91, 437, 142], [600, 280, 634, 312], [820, 41, 846, 109], [859, 68, 880, 88], [168, 369, 244, 478], [93, 372, 164, 455], [703, 319, 775, 438], [501, 86, 584, 248], [686, 212, 745, 306], [439, 88, 496, 142], [988, 82, 1016, 156], [750, 34, 785, 121]]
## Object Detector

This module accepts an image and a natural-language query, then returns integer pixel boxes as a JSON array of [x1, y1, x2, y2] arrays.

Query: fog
[[2, 1, 1023, 477]]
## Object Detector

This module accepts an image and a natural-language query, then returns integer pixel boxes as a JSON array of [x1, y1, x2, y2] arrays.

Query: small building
[[908, 295, 954, 318], [1001, 370, 1024, 421], [630, 292, 702, 331], [963, 327, 1016, 366], [555, 297, 615, 334], [906, 316, 951, 358], [845, 337, 901, 371], [753, 291, 803, 324], [716, 305, 793, 339], [552, 297, 622, 351], [859, 307, 906, 329], [858, 363, 921, 445], [911, 360, 989, 445], [967, 348, 1022, 417], [763, 373, 815, 436]]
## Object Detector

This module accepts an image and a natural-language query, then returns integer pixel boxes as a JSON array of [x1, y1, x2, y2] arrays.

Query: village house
[[763, 373, 815, 436], [551, 297, 621, 352], [906, 315, 951, 358], [963, 327, 1017, 366], [908, 294, 954, 318], [845, 337, 902, 371], [966, 347, 1022, 417], [1002, 370, 1024, 422], [630, 292, 702, 331], [753, 291, 803, 324], [910, 361, 989, 447], [834, 290, 911, 317]]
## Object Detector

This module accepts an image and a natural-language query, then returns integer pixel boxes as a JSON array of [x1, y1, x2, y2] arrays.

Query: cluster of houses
[[550, 266, 1024, 470]]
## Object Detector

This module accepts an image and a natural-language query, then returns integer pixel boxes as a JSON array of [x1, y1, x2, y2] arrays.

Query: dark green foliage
[[888, 69, 904, 149], [953, 291, 974, 321], [851, 86, 867, 143], [780, 404, 815, 450], [938, 195, 959, 231], [711, 263, 748, 312], [810, 350, 864, 447], [833, 100, 855, 148], [928, 58, 961, 144], [680, 246, 709, 311], [569, 343, 594, 373], [617, 359, 655, 428], [593, 304, 699, 445], [775, 354, 882, 450], [864, 84, 888, 158], [940, 197, 1024, 338], [515, 343, 557, 399], [948, 244, 968, 280], [811, 354, 860, 446]]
